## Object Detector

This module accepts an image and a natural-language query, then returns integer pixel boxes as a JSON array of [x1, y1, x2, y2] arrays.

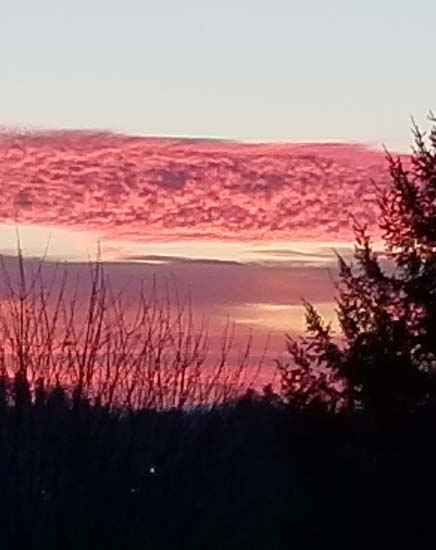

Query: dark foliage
[[279, 115, 436, 420], [1, 377, 436, 548], [0, 377, 293, 550]]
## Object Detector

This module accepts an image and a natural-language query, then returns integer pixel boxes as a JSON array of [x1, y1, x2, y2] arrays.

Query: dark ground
[[1, 382, 436, 549]]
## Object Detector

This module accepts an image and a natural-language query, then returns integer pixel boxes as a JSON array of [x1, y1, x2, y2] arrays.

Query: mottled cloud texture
[[0, 131, 404, 357], [0, 131, 395, 242]]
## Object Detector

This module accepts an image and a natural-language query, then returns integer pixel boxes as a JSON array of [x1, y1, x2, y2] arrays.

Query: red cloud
[[0, 131, 399, 242]]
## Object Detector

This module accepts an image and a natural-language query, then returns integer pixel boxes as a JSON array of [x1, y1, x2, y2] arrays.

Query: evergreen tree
[[279, 115, 436, 416]]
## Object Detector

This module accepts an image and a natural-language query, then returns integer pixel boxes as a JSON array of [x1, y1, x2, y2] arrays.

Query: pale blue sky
[[2, 0, 435, 151]]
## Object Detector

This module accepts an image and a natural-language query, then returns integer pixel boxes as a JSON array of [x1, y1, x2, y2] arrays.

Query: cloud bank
[[0, 131, 396, 242]]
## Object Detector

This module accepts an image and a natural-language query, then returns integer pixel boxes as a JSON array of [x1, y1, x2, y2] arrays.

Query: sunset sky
[[0, 133, 391, 359], [1, 1, 434, 360]]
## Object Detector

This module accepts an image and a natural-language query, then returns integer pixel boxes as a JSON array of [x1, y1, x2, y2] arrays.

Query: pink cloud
[[0, 131, 401, 242]]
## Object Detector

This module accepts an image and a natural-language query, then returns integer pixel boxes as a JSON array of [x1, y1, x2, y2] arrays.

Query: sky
[[2, 0, 435, 150], [0, 132, 390, 359], [1, 1, 434, 366]]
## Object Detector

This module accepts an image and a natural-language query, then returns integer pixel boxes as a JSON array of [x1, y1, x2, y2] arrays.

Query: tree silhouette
[[279, 114, 436, 418]]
